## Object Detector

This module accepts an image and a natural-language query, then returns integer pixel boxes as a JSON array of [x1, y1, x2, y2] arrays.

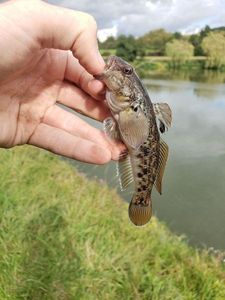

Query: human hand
[[0, 0, 123, 164]]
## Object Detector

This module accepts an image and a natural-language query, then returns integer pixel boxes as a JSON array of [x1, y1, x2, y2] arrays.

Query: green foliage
[[136, 44, 146, 58], [202, 31, 225, 69], [166, 39, 194, 68], [138, 29, 172, 55], [99, 36, 117, 49], [100, 49, 116, 58], [116, 35, 137, 62], [189, 34, 204, 56], [99, 25, 225, 64], [189, 26, 211, 56], [133, 60, 160, 77], [212, 26, 225, 32], [0, 146, 225, 299], [200, 25, 211, 40], [172, 32, 183, 40], [188, 25, 225, 56]]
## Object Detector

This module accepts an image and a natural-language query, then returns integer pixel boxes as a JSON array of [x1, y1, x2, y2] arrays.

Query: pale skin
[[0, 0, 124, 164]]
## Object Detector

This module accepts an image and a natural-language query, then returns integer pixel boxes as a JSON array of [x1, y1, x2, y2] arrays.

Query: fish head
[[95, 56, 150, 149], [94, 56, 137, 101]]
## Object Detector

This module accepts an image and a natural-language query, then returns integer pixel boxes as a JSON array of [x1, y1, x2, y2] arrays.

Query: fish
[[95, 56, 172, 226]]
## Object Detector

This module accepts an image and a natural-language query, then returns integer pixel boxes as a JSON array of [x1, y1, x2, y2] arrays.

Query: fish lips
[[93, 73, 105, 81], [94, 56, 116, 81]]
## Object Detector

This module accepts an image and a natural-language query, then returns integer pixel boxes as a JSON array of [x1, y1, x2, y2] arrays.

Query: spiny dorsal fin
[[153, 103, 172, 133], [154, 139, 169, 194], [118, 108, 149, 149], [117, 154, 134, 191]]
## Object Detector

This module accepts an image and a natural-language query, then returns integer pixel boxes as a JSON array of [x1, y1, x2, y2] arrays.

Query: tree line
[[99, 26, 225, 69]]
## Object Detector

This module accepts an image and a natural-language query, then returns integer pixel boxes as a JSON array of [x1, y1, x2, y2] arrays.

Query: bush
[[116, 35, 137, 62], [166, 40, 194, 68], [202, 31, 225, 69]]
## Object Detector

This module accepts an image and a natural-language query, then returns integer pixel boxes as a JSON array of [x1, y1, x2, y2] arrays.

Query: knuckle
[[79, 13, 97, 30]]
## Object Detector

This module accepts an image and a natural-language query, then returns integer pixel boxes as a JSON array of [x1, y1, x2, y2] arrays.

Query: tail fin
[[128, 194, 152, 226]]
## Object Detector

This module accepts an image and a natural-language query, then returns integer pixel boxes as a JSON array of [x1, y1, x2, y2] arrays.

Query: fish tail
[[128, 193, 152, 226]]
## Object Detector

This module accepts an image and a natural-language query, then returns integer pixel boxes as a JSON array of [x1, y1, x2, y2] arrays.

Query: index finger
[[38, 2, 105, 74], [65, 52, 106, 101]]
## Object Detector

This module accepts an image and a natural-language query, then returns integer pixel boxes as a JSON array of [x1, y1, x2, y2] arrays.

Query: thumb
[[37, 1, 105, 74]]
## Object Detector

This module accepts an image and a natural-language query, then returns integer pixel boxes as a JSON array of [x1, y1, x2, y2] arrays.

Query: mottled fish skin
[[96, 56, 170, 226], [128, 92, 160, 223]]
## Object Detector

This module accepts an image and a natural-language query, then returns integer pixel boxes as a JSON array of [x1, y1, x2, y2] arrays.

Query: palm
[[0, 48, 121, 163], [0, 0, 124, 163], [1, 49, 65, 146]]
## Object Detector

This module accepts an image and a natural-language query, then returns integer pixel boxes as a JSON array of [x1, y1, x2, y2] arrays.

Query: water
[[68, 70, 225, 250]]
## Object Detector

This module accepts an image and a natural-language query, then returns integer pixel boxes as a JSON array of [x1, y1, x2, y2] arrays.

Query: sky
[[2, 0, 225, 41], [47, 0, 225, 41]]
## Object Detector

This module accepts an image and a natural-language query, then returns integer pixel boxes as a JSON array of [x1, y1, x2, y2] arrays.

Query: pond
[[68, 70, 225, 250]]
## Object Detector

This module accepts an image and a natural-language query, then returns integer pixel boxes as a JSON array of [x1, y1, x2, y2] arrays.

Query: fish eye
[[123, 66, 133, 75]]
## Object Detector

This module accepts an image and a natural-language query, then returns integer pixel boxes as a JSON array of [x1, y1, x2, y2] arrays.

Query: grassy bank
[[0, 146, 225, 299]]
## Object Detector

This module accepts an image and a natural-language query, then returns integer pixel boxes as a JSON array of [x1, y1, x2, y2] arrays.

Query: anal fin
[[117, 154, 134, 191]]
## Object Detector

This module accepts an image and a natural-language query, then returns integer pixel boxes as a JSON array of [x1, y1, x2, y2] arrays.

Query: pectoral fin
[[103, 117, 120, 140], [154, 139, 169, 194], [153, 103, 172, 133], [118, 108, 149, 149], [159, 120, 166, 134]]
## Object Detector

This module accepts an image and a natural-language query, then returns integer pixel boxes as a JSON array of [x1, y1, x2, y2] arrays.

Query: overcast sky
[[47, 0, 225, 40], [1, 0, 224, 40]]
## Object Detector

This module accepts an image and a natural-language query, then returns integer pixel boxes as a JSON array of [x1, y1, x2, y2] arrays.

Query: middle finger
[[42, 104, 125, 160]]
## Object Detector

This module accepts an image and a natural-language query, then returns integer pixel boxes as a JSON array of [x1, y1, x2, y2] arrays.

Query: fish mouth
[[93, 73, 105, 80], [106, 55, 117, 68], [94, 56, 117, 80]]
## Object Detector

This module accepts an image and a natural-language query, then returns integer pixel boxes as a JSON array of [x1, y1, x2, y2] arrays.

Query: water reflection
[[145, 79, 225, 101], [147, 79, 225, 250], [193, 85, 225, 100], [68, 74, 225, 250]]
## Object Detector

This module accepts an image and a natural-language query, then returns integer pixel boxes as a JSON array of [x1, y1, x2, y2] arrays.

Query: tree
[[100, 36, 117, 49], [165, 40, 194, 68], [189, 25, 211, 56], [138, 29, 172, 55], [173, 32, 182, 40], [200, 25, 211, 40], [189, 34, 204, 56], [116, 35, 137, 62], [201, 31, 225, 69]]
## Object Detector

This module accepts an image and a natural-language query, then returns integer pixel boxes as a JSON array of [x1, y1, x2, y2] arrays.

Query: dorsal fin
[[153, 103, 172, 133], [154, 139, 169, 194]]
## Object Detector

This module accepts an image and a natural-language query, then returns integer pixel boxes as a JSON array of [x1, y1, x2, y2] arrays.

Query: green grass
[[0, 146, 225, 300]]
